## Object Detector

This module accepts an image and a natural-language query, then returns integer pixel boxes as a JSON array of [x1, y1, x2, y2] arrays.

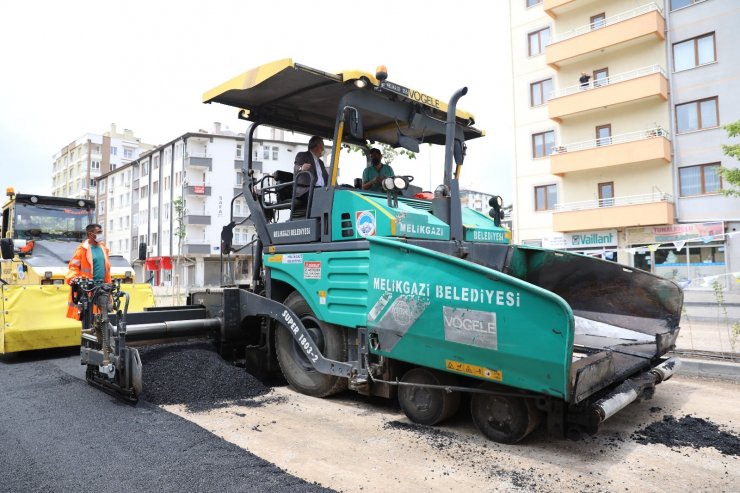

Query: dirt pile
[[139, 341, 271, 411], [632, 415, 740, 456]]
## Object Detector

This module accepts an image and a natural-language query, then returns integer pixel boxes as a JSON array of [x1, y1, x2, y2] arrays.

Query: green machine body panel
[[462, 208, 510, 244], [364, 236, 574, 400], [331, 190, 450, 241], [266, 250, 370, 329]]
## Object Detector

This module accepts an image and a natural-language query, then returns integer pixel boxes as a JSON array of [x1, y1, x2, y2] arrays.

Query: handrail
[[547, 3, 663, 45], [552, 127, 669, 154], [555, 192, 673, 212], [550, 65, 666, 99]]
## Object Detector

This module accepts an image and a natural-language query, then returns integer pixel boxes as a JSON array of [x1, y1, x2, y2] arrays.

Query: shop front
[[626, 222, 727, 289]]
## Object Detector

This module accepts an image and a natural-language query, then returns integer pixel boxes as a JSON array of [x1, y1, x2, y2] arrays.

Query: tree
[[172, 196, 187, 303], [345, 142, 416, 165], [719, 120, 740, 197]]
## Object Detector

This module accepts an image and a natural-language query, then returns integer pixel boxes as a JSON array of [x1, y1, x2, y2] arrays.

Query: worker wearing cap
[[361, 148, 395, 192], [64, 223, 111, 320]]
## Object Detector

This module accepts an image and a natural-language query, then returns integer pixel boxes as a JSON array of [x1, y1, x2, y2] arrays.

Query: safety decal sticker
[[283, 254, 303, 264], [304, 261, 321, 280], [368, 291, 392, 321], [267, 254, 282, 263], [355, 210, 376, 238], [445, 359, 503, 382], [318, 290, 327, 305], [17, 264, 25, 281]]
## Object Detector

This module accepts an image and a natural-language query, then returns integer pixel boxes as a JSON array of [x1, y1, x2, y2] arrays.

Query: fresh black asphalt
[[0, 348, 333, 493]]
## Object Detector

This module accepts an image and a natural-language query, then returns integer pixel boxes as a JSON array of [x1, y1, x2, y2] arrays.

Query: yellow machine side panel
[[0, 283, 155, 354], [1, 285, 79, 353]]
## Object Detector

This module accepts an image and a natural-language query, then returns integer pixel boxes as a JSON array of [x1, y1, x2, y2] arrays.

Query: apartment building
[[51, 124, 152, 200], [510, 0, 739, 288], [96, 124, 308, 288]]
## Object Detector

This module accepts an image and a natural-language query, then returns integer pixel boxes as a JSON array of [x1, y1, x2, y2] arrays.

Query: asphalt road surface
[[2, 345, 738, 493], [0, 348, 331, 493]]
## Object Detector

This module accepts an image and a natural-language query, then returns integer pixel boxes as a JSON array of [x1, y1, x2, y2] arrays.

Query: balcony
[[553, 193, 674, 232], [548, 65, 668, 121], [544, 0, 593, 18], [185, 152, 212, 170], [183, 241, 211, 255], [234, 159, 262, 172], [546, 3, 665, 70], [184, 212, 211, 225], [185, 184, 212, 196], [551, 127, 671, 175]]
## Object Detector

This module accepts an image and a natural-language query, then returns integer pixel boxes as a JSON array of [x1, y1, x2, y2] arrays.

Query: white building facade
[[97, 124, 308, 288]]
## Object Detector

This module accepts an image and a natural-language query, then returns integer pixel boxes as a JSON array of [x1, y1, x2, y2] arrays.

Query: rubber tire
[[398, 367, 461, 426], [470, 385, 542, 444], [275, 292, 348, 397]]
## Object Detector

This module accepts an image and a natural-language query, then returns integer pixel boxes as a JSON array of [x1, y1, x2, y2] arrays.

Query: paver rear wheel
[[470, 385, 542, 444], [275, 292, 347, 397], [398, 367, 461, 425]]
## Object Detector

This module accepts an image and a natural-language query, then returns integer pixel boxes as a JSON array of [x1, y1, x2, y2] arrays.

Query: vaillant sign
[[542, 230, 618, 249]]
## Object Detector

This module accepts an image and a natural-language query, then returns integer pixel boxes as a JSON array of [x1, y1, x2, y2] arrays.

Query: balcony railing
[[550, 65, 666, 100], [555, 192, 672, 212], [552, 127, 669, 154], [547, 3, 663, 45]]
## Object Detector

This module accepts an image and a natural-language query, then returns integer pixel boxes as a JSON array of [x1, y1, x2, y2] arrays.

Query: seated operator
[[361, 148, 395, 192], [293, 136, 329, 212]]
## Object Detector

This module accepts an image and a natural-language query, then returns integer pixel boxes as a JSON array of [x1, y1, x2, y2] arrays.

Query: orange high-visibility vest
[[65, 240, 111, 320]]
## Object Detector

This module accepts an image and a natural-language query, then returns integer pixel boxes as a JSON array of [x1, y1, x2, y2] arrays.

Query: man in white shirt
[[293, 136, 329, 212]]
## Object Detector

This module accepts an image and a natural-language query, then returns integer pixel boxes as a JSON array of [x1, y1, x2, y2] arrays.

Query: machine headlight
[[382, 177, 395, 191], [393, 177, 407, 190]]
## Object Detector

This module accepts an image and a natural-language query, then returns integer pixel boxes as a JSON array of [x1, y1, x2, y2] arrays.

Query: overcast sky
[[0, 0, 514, 203]]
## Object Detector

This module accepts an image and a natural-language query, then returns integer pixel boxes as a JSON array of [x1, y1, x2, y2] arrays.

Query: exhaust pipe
[[593, 358, 678, 423], [650, 358, 679, 383]]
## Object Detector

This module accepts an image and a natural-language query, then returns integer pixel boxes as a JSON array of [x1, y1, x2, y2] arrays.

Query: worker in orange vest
[[65, 224, 111, 320]]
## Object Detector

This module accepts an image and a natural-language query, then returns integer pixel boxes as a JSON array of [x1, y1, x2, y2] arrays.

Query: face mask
[[95, 233, 105, 243], [371, 157, 381, 166]]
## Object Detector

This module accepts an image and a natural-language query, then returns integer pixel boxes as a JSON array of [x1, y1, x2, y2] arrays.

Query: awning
[[144, 256, 173, 271]]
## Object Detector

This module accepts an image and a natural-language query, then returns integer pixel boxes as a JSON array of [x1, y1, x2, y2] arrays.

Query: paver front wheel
[[275, 292, 347, 397]]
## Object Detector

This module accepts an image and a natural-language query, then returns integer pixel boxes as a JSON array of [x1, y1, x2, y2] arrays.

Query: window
[[152, 181, 159, 195], [596, 125, 612, 146], [526, 0, 542, 6], [175, 142, 182, 159], [110, 147, 117, 156], [676, 97, 718, 133], [590, 13, 606, 30], [100, 180, 106, 193], [152, 206, 158, 219], [140, 185, 148, 198], [125, 216, 129, 228], [118, 217, 123, 229], [532, 131, 555, 158], [272, 146, 279, 160], [534, 184, 557, 211], [152, 233, 158, 247], [99, 201, 105, 214], [598, 182, 614, 207], [142, 162, 149, 176], [109, 197, 114, 210], [530, 78, 553, 106], [679, 163, 722, 196], [108, 219, 114, 231], [236, 144, 243, 158], [528, 28, 550, 57], [139, 235, 146, 247], [593, 68, 608, 87], [673, 33, 715, 72], [123, 148, 134, 159], [236, 171, 244, 185], [263, 146, 270, 160], [133, 213, 138, 225], [91, 160, 100, 170], [164, 205, 170, 220], [153, 155, 160, 170], [671, 0, 705, 10]]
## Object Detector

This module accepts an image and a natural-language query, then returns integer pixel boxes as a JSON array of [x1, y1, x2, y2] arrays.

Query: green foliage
[[345, 143, 416, 165], [173, 197, 186, 241], [719, 120, 740, 197]]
